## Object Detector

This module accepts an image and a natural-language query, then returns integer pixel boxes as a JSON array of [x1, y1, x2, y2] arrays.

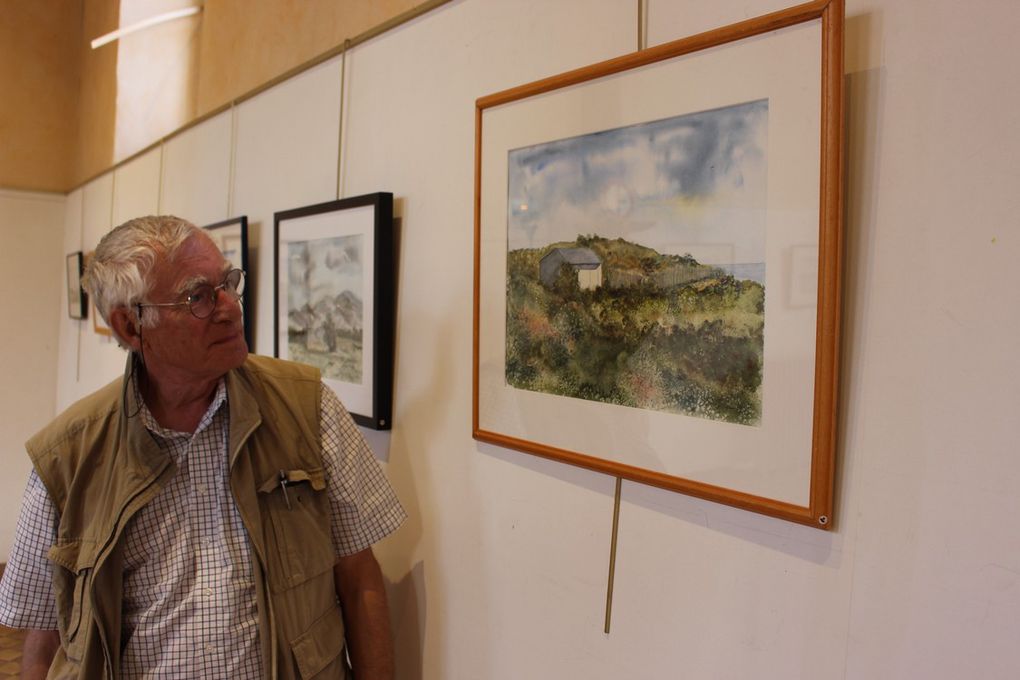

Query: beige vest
[[27, 355, 351, 680]]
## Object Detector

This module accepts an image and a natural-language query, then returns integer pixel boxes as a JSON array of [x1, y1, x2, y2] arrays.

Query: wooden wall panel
[[73, 0, 120, 189], [195, 0, 428, 116], [0, 1, 82, 192]]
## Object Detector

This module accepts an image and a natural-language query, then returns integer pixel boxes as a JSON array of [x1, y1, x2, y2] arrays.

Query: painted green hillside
[[506, 235, 764, 426]]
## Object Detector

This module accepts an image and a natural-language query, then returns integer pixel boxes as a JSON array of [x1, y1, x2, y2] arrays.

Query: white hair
[[82, 215, 202, 345]]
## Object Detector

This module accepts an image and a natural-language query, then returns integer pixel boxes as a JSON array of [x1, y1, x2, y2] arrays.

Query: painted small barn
[[539, 247, 603, 290]]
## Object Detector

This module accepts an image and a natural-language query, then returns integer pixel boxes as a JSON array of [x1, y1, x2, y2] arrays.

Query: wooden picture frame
[[473, 0, 844, 528], [83, 251, 114, 337], [92, 305, 113, 336], [66, 251, 88, 319], [204, 216, 254, 351], [274, 193, 395, 430]]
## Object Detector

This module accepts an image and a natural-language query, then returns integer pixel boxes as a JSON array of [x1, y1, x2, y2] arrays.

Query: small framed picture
[[66, 252, 87, 319], [274, 193, 395, 430], [84, 251, 113, 336], [204, 216, 253, 350]]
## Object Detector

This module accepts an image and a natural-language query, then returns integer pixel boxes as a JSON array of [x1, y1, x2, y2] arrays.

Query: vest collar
[[123, 354, 264, 466], [225, 361, 264, 467]]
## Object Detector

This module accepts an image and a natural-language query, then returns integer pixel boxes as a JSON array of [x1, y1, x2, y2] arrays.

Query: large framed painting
[[473, 0, 845, 528], [204, 216, 253, 350], [274, 193, 395, 430], [66, 251, 87, 319]]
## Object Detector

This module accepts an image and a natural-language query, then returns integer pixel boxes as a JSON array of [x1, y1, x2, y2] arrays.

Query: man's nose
[[210, 287, 242, 321]]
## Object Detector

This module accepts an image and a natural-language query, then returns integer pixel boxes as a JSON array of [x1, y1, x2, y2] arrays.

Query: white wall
[[16, 0, 1020, 678], [0, 189, 64, 558]]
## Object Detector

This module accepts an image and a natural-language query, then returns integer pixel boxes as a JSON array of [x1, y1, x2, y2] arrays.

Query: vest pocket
[[290, 604, 348, 679], [257, 468, 337, 591], [47, 540, 97, 662]]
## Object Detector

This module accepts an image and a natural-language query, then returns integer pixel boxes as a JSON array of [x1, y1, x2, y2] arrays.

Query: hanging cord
[[108, 170, 117, 234], [227, 102, 238, 217], [638, 0, 648, 50], [606, 0, 648, 637], [336, 38, 351, 200], [75, 198, 86, 382], [157, 140, 166, 213], [604, 477, 623, 633]]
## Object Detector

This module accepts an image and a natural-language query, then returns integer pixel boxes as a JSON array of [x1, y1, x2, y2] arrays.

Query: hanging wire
[[157, 140, 166, 214], [109, 170, 117, 229], [227, 102, 238, 217], [336, 38, 351, 201], [638, 0, 648, 50], [76, 195, 86, 382], [605, 1, 648, 637], [604, 477, 623, 633]]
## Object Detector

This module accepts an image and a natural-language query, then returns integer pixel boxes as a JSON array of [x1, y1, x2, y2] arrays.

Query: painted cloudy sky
[[507, 99, 768, 265], [287, 234, 363, 310]]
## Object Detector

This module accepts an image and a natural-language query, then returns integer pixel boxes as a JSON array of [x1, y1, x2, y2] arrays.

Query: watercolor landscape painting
[[286, 235, 364, 384], [505, 100, 768, 426]]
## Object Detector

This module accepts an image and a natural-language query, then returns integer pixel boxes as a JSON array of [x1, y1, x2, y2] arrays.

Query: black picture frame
[[203, 216, 254, 351], [274, 193, 395, 430], [66, 251, 88, 319]]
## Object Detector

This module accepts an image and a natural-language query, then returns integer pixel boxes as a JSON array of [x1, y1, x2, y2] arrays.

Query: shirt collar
[[138, 377, 229, 439]]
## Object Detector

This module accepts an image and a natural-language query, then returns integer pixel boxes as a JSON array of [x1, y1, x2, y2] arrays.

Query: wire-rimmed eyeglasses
[[136, 268, 245, 320]]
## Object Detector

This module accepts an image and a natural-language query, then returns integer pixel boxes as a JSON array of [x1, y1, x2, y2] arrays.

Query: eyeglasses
[[137, 268, 245, 320]]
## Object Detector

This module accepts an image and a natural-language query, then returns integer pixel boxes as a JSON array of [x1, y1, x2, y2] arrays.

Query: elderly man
[[0, 215, 405, 679]]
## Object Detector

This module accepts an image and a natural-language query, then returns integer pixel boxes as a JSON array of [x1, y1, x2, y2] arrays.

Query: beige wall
[[0, 1, 82, 192], [0, 190, 64, 558]]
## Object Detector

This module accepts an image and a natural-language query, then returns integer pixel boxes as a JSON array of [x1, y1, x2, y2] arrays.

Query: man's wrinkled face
[[139, 234, 248, 384]]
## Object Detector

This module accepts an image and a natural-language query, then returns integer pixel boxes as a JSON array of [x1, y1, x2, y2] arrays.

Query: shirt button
[[196, 484, 208, 494], [205, 588, 214, 597]]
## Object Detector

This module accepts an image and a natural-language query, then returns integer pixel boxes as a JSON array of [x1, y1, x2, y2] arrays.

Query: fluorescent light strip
[[91, 7, 202, 49]]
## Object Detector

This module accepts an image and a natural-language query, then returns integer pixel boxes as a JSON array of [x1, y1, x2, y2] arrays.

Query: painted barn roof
[[542, 247, 602, 269]]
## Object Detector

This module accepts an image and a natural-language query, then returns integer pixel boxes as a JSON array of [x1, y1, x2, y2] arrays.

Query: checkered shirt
[[0, 380, 405, 679]]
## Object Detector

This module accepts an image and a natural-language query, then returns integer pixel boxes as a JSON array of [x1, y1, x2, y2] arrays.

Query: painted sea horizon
[[714, 262, 765, 285]]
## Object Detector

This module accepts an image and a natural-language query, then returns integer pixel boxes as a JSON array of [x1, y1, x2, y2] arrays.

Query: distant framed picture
[[83, 251, 113, 337], [204, 216, 253, 350], [274, 193, 395, 429], [93, 307, 113, 336], [474, 0, 845, 528], [66, 251, 87, 319]]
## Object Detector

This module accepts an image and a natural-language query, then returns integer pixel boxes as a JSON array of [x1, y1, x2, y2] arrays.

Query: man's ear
[[109, 307, 142, 351]]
